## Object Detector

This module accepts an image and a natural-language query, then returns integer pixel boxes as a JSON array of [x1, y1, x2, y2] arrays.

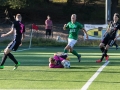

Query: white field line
[[0, 47, 46, 55], [81, 61, 110, 90], [15, 48, 30, 52], [0, 48, 30, 55]]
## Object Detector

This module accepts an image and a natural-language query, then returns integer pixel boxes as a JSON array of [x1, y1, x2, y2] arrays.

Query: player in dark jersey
[[0, 14, 25, 70], [96, 13, 120, 63], [103, 32, 118, 50]]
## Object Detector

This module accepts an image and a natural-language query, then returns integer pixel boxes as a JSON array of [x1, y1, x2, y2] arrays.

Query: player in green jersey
[[63, 14, 88, 62]]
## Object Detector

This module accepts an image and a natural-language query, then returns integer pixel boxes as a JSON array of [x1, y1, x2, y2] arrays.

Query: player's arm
[[105, 21, 111, 34], [82, 28, 88, 39], [63, 23, 69, 30], [106, 27, 110, 33], [114, 34, 120, 40], [103, 28, 109, 37], [20, 27, 25, 46], [21, 32, 25, 42], [63, 24, 67, 30], [21, 25, 25, 41], [45, 20, 47, 26], [102, 24, 111, 37], [1, 26, 14, 37], [114, 28, 120, 41]]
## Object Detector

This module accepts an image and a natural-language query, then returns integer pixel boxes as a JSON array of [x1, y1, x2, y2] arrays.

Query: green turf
[[0, 47, 120, 90]]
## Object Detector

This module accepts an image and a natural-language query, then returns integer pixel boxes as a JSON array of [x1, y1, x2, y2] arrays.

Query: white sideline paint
[[0, 48, 46, 55], [15, 48, 30, 52], [0, 48, 30, 55], [81, 61, 110, 90]]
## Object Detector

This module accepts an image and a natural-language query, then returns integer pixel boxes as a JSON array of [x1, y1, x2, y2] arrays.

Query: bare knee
[[69, 48, 73, 53], [99, 43, 104, 48], [4, 48, 11, 55], [64, 45, 70, 50]]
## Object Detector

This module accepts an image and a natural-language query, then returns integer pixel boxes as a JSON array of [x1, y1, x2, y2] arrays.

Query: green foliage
[[0, 0, 8, 6], [8, 0, 27, 9], [0, 0, 27, 9], [0, 0, 44, 9]]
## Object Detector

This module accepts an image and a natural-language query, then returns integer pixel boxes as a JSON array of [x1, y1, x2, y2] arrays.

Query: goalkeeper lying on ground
[[49, 52, 70, 68]]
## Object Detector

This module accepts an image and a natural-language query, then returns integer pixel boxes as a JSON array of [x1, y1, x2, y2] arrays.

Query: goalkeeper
[[49, 52, 69, 68]]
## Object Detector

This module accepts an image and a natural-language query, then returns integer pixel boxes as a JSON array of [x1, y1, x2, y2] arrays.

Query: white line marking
[[81, 61, 110, 90], [15, 48, 30, 52], [0, 48, 30, 55]]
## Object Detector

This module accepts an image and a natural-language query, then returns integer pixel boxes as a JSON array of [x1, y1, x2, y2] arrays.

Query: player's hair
[[114, 13, 119, 18], [71, 14, 77, 18], [16, 14, 22, 19], [49, 57, 55, 64]]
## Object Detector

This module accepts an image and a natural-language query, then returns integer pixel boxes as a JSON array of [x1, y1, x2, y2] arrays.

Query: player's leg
[[69, 47, 81, 62], [64, 38, 70, 53], [96, 37, 109, 63], [67, 39, 81, 62], [0, 48, 11, 69], [113, 41, 118, 50], [64, 45, 70, 53], [45, 29, 48, 39], [100, 35, 108, 53], [99, 43, 105, 53], [10, 41, 21, 70], [0, 41, 20, 69], [99, 44, 109, 62], [48, 29, 52, 39]]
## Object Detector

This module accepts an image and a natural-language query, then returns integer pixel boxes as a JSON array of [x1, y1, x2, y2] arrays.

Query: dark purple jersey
[[13, 21, 25, 41], [108, 21, 120, 38]]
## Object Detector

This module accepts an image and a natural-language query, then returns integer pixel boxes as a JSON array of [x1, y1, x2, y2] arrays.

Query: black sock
[[100, 47, 107, 57], [7, 53, 18, 64], [100, 49, 108, 61], [0, 53, 8, 66], [114, 42, 118, 47], [100, 47, 104, 52]]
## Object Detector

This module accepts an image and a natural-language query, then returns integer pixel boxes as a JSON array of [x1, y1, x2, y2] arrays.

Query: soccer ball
[[61, 60, 70, 68]]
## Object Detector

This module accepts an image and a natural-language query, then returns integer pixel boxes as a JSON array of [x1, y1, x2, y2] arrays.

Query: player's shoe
[[105, 55, 109, 62], [96, 60, 102, 63], [13, 62, 20, 70], [0, 66, 4, 69], [77, 54, 81, 62]]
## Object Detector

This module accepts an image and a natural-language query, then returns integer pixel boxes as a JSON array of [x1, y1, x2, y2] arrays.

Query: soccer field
[[0, 47, 120, 90]]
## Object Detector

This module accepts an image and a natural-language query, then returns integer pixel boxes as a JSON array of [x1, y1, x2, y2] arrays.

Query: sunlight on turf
[[0, 48, 120, 89]]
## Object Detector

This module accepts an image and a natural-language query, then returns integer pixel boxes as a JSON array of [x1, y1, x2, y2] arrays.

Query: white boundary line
[[81, 61, 110, 90], [15, 48, 30, 52], [0, 48, 31, 55], [0, 48, 46, 55]]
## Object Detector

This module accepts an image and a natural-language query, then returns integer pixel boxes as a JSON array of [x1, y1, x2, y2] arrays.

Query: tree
[[0, 0, 27, 9]]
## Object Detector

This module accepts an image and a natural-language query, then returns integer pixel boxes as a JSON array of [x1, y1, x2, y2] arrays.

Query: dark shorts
[[102, 35, 115, 46], [7, 40, 21, 51], [46, 29, 51, 36]]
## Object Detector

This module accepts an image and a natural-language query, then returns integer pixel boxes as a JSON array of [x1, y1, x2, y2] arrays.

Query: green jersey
[[66, 21, 83, 40]]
